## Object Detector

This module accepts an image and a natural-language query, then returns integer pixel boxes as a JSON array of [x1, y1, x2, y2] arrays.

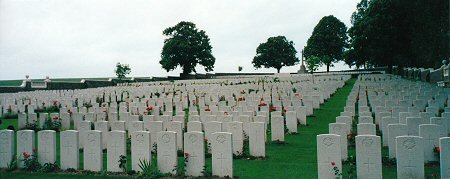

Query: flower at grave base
[[205, 108, 211, 112], [102, 104, 106, 107], [224, 112, 228, 115], [238, 97, 245, 101], [52, 116, 60, 120], [258, 103, 267, 107], [283, 109, 287, 114], [269, 107, 277, 112], [184, 153, 190, 158], [103, 110, 107, 113], [146, 106, 153, 111], [53, 100, 58, 106], [435, 146, 440, 153], [98, 98, 103, 103], [23, 152, 30, 159], [294, 93, 300, 97], [331, 161, 335, 166]]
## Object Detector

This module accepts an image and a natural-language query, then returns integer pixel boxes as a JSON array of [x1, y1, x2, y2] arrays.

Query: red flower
[[98, 98, 103, 103], [52, 116, 60, 120], [238, 97, 245, 101], [102, 104, 106, 107], [184, 153, 190, 158], [436, 146, 440, 152], [23, 152, 30, 159], [53, 100, 58, 106], [146, 106, 153, 111], [294, 93, 300, 96], [205, 108, 211, 112], [283, 109, 287, 114], [269, 107, 277, 112], [331, 162, 335, 166], [258, 103, 267, 107], [102, 110, 107, 113]]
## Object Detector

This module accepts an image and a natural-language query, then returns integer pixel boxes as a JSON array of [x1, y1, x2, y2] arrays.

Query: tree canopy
[[304, 15, 347, 72], [160, 21, 215, 75], [345, 0, 449, 70], [115, 62, 131, 80], [252, 36, 299, 73]]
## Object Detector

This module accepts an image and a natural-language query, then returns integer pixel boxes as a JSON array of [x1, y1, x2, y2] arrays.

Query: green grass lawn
[[0, 78, 440, 178]]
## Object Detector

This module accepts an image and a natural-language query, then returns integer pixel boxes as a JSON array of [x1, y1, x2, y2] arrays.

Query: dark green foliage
[[252, 36, 299, 73], [304, 15, 347, 72], [345, 0, 449, 70], [160, 21, 215, 75], [114, 62, 131, 80], [118, 155, 127, 172], [39, 162, 59, 173]]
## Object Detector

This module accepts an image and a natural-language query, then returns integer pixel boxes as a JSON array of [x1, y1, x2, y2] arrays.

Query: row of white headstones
[[318, 74, 450, 179]]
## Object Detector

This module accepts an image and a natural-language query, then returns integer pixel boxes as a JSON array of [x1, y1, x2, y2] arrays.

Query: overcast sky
[[0, 0, 359, 80]]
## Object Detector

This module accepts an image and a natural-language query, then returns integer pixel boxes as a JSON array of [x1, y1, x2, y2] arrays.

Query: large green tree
[[160, 21, 215, 76], [304, 15, 348, 72], [345, 0, 449, 70], [115, 62, 131, 80], [252, 36, 298, 73]]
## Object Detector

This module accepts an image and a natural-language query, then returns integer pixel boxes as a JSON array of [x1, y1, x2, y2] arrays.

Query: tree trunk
[[277, 68, 281, 73], [327, 64, 330, 72]]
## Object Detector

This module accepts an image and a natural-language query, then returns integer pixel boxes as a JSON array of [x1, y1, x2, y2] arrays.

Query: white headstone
[[60, 130, 79, 170], [107, 131, 126, 172], [388, 124, 408, 159], [38, 130, 56, 165], [396, 136, 424, 179], [131, 131, 151, 172], [149, 121, 163, 151], [285, 111, 297, 133], [329, 123, 348, 160], [317, 134, 341, 179], [419, 124, 444, 162], [79, 121, 92, 149], [381, 117, 399, 147], [184, 131, 205, 177], [95, 121, 109, 149], [187, 121, 203, 132], [17, 130, 35, 168], [440, 137, 450, 179], [271, 116, 285, 142], [0, 130, 14, 168], [157, 131, 177, 174], [249, 122, 265, 157], [357, 123, 376, 135], [356, 135, 382, 179], [224, 121, 244, 155], [167, 121, 183, 150], [211, 132, 233, 178], [84, 130, 103, 172]]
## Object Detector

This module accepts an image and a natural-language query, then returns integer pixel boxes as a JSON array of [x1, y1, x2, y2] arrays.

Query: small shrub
[[22, 152, 41, 172], [6, 156, 17, 172], [138, 159, 152, 177], [118, 155, 127, 172], [39, 162, 59, 173]]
